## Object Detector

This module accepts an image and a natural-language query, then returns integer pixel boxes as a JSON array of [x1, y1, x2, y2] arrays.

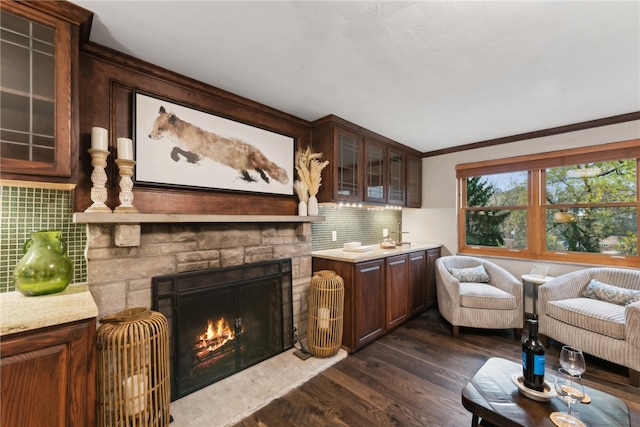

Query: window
[[456, 140, 640, 268]]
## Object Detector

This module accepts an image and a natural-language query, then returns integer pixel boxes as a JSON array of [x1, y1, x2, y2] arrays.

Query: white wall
[[403, 119, 640, 280]]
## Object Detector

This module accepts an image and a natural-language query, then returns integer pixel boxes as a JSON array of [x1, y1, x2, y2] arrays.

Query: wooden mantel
[[73, 212, 324, 224]]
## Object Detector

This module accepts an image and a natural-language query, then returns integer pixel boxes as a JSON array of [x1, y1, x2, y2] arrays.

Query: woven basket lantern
[[307, 270, 344, 358], [96, 308, 171, 427]]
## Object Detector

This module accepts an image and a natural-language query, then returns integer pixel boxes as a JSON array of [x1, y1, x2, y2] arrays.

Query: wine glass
[[560, 346, 586, 376], [554, 368, 585, 426]]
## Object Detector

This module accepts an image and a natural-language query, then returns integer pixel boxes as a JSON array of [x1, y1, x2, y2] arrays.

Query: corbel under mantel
[[73, 212, 324, 247]]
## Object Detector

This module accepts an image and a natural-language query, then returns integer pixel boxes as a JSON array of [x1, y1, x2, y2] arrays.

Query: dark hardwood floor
[[234, 308, 640, 427]]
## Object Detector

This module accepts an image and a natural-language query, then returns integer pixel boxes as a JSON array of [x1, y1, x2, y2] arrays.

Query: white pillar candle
[[117, 137, 133, 160], [318, 307, 330, 330], [91, 127, 108, 151], [123, 374, 147, 415]]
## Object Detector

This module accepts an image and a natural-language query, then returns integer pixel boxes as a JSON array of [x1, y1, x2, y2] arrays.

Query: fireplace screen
[[152, 259, 293, 400]]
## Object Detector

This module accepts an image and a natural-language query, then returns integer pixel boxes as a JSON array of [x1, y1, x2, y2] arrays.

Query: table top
[[461, 357, 631, 427], [521, 274, 555, 285]]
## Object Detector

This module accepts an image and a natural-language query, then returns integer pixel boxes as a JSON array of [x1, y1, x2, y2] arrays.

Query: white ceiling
[[72, 1, 640, 153]]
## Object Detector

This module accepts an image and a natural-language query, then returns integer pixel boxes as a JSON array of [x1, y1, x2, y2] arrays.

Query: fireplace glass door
[[153, 259, 293, 400]]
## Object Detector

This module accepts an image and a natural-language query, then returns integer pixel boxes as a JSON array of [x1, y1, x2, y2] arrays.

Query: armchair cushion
[[459, 282, 517, 310], [449, 265, 490, 283], [547, 298, 626, 339], [582, 279, 640, 306]]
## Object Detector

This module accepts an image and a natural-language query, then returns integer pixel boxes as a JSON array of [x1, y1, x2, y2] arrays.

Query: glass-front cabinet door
[[0, 3, 73, 177], [365, 139, 386, 204], [406, 154, 422, 207], [388, 148, 405, 205], [333, 127, 362, 201]]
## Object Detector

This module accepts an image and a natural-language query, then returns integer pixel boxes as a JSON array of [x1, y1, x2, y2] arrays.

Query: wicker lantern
[[307, 270, 344, 357], [96, 308, 171, 427]]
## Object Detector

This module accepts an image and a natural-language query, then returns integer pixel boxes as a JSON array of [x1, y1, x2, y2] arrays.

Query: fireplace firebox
[[152, 259, 293, 400]]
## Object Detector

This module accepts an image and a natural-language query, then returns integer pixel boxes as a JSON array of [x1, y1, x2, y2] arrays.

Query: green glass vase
[[14, 230, 73, 296]]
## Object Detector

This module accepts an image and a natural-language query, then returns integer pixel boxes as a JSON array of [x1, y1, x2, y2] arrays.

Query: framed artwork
[[133, 92, 294, 195]]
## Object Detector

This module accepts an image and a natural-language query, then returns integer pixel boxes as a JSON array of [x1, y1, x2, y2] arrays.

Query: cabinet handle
[[360, 265, 381, 273]]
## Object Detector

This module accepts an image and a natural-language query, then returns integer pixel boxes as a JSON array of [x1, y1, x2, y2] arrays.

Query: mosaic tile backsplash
[[312, 205, 402, 251], [0, 184, 87, 293]]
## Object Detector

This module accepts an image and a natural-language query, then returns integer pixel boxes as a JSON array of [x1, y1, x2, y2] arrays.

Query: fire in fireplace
[[152, 259, 293, 400]]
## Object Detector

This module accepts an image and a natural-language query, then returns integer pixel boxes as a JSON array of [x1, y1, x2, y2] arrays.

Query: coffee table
[[461, 357, 631, 427]]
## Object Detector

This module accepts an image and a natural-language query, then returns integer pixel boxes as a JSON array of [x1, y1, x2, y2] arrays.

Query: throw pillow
[[582, 279, 640, 306], [449, 265, 490, 283]]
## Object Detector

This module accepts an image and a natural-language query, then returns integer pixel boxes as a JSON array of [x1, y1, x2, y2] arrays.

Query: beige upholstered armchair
[[435, 256, 523, 338], [538, 268, 640, 387]]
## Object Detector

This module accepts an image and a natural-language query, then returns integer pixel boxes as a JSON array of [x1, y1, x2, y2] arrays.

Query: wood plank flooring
[[234, 308, 640, 427]]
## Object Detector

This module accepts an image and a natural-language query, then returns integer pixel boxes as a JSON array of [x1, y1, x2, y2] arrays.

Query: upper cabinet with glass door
[[312, 116, 364, 203], [387, 148, 405, 206], [0, 1, 91, 178], [311, 115, 422, 207]]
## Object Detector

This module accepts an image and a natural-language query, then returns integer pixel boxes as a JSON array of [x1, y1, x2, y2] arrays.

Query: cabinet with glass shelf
[[312, 116, 364, 203], [311, 114, 421, 207], [364, 138, 386, 204], [406, 154, 422, 208], [0, 1, 91, 178], [388, 147, 405, 206]]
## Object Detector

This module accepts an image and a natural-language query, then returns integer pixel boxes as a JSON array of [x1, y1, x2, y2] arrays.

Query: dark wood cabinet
[[313, 246, 440, 352], [385, 254, 409, 329], [426, 247, 441, 308], [353, 259, 386, 349], [311, 115, 422, 207], [406, 154, 422, 208], [311, 119, 364, 203], [364, 138, 386, 204], [0, 1, 91, 179], [387, 148, 405, 206], [408, 250, 427, 316], [0, 318, 96, 427], [313, 257, 385, 352]]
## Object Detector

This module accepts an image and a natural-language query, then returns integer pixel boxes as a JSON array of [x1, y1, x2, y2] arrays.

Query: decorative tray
[[511, 373, 557, 401]]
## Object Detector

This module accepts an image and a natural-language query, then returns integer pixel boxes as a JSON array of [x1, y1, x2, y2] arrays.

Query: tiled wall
[[311, 205, 402, 251], [0, 183, 87, 293]]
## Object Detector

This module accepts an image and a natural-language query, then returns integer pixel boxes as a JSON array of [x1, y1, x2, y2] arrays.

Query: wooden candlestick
[[85, 148, 112, 212], [114, 158, 138, 213]]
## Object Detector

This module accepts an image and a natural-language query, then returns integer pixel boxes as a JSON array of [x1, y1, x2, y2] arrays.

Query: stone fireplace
[[152, 258, 294, 400], [85, 220, 312, 352]]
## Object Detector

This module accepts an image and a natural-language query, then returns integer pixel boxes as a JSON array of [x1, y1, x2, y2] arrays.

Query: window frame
[[456, 139, 640, 268]]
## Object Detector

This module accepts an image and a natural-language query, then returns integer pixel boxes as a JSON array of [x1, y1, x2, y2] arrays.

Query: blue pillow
[[449, 265, 490, 283], [582, 279, 640, 306]]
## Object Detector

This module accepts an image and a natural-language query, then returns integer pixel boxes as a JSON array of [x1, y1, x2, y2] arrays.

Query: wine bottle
[[522, 319, 545, 391]]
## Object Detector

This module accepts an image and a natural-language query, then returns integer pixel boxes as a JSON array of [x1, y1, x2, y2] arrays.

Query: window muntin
[[456, 140, 640, 267]]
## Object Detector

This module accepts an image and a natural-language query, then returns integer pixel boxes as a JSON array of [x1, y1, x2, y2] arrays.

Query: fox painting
[[147, 106, 289, 185]]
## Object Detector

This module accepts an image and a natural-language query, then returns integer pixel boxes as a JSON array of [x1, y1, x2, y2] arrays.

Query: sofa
[[537, 267, 640, 387], [435, 255, 523, 338]]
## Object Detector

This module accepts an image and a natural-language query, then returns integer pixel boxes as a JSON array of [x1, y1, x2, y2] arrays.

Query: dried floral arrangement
[[295, 146, 329, 200]]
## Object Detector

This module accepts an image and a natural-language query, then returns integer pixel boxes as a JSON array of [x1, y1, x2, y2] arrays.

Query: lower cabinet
[[426, 247, 440, 308], [386, 254, 410, 330], [408, 250, 427, 317], [0, 318, 96, 427], [353, 259, 386, 349], [313, 247, 440, 353]]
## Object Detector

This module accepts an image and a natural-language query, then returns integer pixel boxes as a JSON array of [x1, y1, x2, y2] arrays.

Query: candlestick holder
[[114, 158, 139, 213], [85, 148, 112, 213]]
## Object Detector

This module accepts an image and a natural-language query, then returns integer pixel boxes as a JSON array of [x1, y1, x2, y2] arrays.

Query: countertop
[[0, 284, 98, 336], [312, 242, 441, 263]]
